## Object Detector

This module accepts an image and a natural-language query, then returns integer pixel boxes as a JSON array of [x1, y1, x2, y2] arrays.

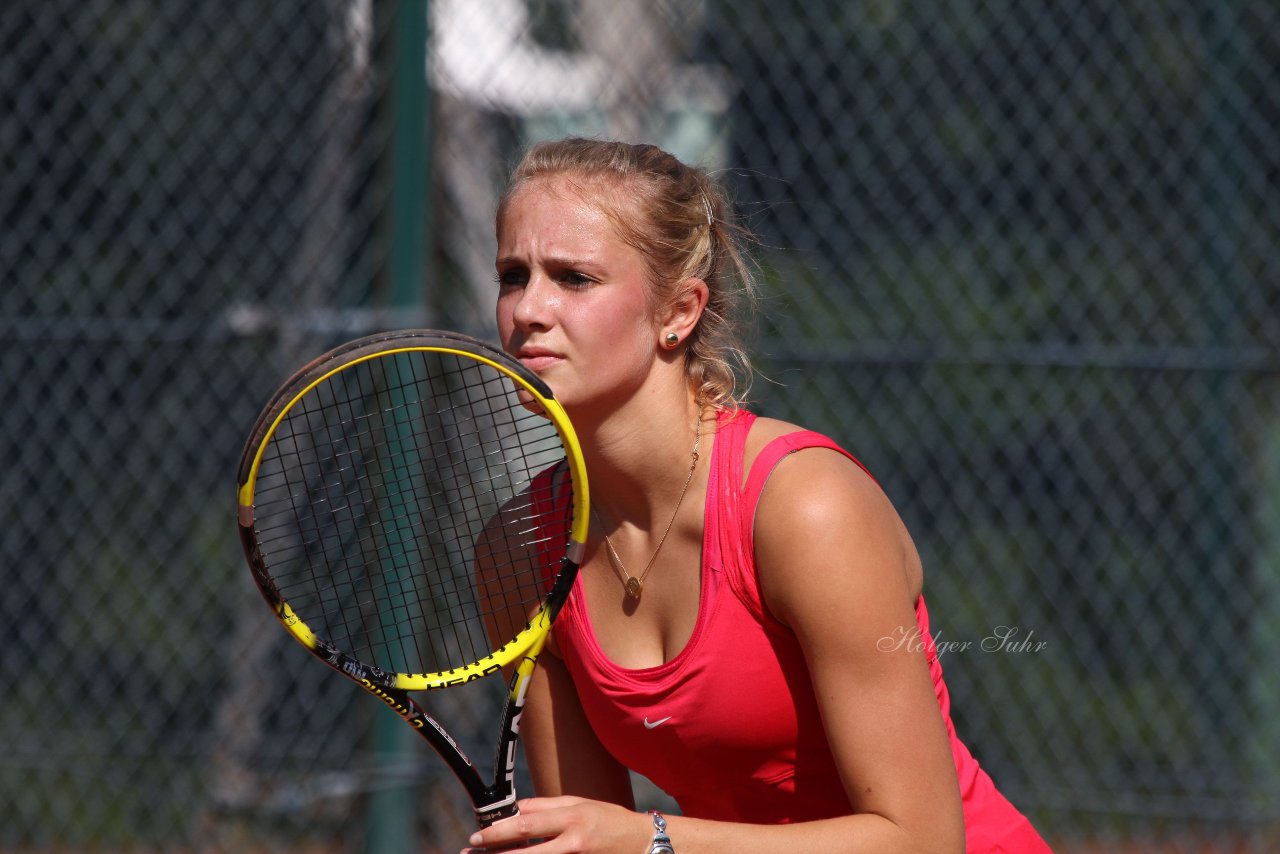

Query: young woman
[[466, 138, 1051, 853]]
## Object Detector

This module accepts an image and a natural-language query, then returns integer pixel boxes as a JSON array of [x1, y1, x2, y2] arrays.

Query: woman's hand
[[462, 796, 652, 853]]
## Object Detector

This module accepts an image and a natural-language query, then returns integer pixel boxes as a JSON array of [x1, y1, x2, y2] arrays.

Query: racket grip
[[478, 800, 520, 826], [482, 809, 534, 849]]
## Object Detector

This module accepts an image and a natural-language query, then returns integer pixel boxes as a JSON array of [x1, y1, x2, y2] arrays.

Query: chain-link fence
[[4, 1, 1279, 851]]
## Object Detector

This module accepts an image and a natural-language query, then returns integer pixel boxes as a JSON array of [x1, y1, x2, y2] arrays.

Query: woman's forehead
[[501, 180, 652, 266], [503, 175, 646, 245]]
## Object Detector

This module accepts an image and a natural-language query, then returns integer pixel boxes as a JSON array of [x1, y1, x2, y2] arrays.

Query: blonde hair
[[499, 137, 759, 408]]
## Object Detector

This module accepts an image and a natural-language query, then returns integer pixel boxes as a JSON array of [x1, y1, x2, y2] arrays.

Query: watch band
[[646, 810, 675, 854]]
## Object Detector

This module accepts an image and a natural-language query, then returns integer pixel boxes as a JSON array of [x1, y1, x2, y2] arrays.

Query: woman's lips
[[517, 349, 562, 373]]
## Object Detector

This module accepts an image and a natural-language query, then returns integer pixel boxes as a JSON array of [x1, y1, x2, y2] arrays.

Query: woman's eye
[[560, 271, 593, 288], [495, 269, 526, 287]]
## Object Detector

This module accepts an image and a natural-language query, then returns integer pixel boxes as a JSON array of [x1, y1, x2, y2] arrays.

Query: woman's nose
[[510, 274, 552, 330]]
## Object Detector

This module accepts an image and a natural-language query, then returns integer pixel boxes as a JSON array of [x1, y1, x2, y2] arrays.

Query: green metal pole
[[388, 0, 431, 315], [370, 2, 428, 853]]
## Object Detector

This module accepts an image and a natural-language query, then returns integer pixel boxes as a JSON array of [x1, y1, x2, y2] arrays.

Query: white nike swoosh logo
[[643, 716, 672, 729]]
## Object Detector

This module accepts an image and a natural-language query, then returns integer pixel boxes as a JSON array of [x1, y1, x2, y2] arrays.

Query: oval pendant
[[625, 577, 643, 600]]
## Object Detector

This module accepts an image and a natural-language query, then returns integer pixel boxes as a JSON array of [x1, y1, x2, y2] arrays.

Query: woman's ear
[[659, 277, 710, 349]]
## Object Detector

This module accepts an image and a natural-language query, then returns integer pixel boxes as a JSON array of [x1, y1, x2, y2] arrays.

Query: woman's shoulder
[[741, 416, 924, 607], [738, 414, 888, 542], [739, 414, 852, 476], [738, 414, 896, 550], [739, 413, 807, 461]]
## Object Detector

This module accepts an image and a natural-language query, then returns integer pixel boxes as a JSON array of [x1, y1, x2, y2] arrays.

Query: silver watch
[[646, 810, 675, 854]]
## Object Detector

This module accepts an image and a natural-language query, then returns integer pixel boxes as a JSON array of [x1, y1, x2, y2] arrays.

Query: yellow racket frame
[[238, 340, 589, 692]]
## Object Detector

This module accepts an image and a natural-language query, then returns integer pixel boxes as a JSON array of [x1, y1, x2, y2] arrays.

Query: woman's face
[[495, 177, 660, 414]]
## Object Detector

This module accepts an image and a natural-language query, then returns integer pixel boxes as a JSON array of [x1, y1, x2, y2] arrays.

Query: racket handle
[[478, 800, 519, 826], [482, 809, 534, 848]]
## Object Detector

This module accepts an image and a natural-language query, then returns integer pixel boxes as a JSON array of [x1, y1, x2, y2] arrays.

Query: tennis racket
[[235, 329, 588, 828]]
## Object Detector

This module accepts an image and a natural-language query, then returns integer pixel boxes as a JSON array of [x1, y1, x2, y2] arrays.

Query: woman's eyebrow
[[496, 253, 596, 270]]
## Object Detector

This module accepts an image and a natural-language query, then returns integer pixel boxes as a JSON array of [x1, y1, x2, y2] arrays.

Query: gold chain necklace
[[595, 411, 702, 601]]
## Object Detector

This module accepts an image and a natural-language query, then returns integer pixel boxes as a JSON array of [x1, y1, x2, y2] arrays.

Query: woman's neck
[[577, 394, 708, 529]]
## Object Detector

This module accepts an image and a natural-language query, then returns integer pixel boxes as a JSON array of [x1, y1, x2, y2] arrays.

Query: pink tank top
[[538, 410, 1052, 851]]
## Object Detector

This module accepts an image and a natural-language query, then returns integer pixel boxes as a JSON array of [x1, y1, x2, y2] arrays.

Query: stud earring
[[664, 332, 680, 347]]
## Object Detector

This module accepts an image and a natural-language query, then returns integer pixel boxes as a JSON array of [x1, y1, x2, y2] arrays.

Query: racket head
[[236, 329, 588, 693]]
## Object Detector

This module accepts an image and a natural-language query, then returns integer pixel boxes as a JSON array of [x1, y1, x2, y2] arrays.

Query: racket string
[[252, 349, 573, 676]]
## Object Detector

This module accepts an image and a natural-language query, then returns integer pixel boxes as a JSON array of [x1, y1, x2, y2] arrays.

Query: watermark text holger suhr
[[878, 625, 1048, 657]]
